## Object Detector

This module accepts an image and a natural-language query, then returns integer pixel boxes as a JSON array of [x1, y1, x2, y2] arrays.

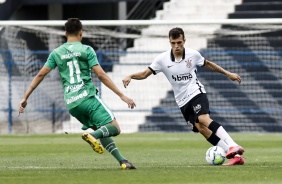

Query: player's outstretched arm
[[92, 65, 136, 109], [19, 66, 52, 114], [204, 60, 241, 84], [122, 68, 153, 88]]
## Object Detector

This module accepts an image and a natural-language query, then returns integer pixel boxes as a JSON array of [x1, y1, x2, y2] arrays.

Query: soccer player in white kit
[[122, 27, 245, 166]]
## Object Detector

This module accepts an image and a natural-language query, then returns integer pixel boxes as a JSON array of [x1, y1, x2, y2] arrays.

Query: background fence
[[0, 20, 282, 134]]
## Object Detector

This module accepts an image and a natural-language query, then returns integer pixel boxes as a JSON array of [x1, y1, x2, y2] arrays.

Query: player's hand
[[18, 99, 27, 115], [122, 76, 131, 88], [227, 72, 241, 84], [120, 95, 136, 109]]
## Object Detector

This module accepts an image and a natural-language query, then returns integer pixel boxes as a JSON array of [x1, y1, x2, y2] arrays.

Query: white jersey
[[149, 48, 206, 107]]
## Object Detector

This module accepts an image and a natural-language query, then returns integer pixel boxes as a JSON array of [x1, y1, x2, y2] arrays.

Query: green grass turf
[[0, 133, 281, 184]]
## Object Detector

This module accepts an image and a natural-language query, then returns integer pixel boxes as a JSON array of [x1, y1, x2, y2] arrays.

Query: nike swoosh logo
[[167, 65, 174, 68]]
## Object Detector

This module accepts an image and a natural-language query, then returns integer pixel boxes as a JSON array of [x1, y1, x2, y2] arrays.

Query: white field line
[[1, 165, 281, 169]]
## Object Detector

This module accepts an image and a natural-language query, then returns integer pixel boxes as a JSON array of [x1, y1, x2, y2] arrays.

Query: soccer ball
[[205, 146, 226, 165]]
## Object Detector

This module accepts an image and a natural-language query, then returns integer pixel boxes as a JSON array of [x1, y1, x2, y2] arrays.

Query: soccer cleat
[[119, 160, 137, 169], [81, 133, 104, 154], [223, 154, 244, 166], [226, 145, 245, 159]]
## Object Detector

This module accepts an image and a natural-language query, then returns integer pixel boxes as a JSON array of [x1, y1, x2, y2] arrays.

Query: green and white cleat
[[82, 133, 104, 154], [119, 160, 137, 169]]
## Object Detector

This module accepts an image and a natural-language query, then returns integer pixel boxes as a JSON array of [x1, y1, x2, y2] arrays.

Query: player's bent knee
[[197, 114, 213, 126], [109, 120, 121, 135]]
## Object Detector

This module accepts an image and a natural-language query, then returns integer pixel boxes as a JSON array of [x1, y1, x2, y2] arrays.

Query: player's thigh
[[88, 95, 115, 128], [180, 102, 199, 132], [191, 93, 211, 123], [69, 102, 90, 126], [69, 96, 113, 128]]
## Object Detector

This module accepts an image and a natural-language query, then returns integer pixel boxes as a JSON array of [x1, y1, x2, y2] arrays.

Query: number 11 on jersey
[[67, 60, 82, 84]]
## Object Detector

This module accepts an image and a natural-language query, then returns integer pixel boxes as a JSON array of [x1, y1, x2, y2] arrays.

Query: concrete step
[[236, 2, 282, 11], [229, 11, 282, 18], [163, 3, 236, 12], [243, 0, 281, 2], [155, 11, 232, 20], [169, 0, 242, 5]]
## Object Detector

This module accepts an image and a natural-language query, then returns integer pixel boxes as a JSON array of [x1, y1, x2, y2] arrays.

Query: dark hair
[[168, 27, 185, 39], [65, 18, 82, 35]]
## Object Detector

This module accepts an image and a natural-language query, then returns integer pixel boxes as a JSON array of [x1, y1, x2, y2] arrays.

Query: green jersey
[[45, 42, 98, 110]]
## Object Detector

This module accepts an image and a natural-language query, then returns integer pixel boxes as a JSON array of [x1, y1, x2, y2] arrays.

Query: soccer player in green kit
[[18, 18, 136, 169]]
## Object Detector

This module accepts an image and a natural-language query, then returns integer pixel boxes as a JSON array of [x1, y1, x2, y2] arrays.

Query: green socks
[[100, 137, 125, 162], [90, 124, 125, 162], [91, 124, 119, 139]]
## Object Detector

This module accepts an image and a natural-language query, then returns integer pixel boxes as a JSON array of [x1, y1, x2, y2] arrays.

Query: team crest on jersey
[[185, 59, 192, 68]]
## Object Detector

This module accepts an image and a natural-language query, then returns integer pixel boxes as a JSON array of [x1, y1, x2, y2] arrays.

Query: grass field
[[0, 133, 281, 184]]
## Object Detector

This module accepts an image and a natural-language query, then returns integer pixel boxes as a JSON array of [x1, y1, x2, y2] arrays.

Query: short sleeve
[[149, 54, 163, 75], [87, 46, 99, 68], [194, 50, 205, 67], [44, 52, 57, 69]]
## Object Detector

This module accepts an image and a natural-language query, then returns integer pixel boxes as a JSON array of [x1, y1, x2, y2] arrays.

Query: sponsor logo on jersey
[[193, 104, 201, 114], [172, 73, 192, 81], [66, 90, 88, 104], [185, 59, 192, 68], [167, 65, 174, 68], [65, 82, 84, 93]]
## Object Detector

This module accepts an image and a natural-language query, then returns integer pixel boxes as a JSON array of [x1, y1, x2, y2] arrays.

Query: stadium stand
[[229, 0, 282, 18], [1, 0, 282, 133]]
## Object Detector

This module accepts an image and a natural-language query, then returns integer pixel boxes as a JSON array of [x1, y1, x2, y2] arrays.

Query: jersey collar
[[170, 48, 185, 62]]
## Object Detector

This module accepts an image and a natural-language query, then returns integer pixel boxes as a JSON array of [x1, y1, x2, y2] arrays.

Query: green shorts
[[69, 94, 115, 129]]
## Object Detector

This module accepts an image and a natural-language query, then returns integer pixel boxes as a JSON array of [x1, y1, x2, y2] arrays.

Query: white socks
[[216, 126, 238, 148], [216, 139, 229, 153]]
